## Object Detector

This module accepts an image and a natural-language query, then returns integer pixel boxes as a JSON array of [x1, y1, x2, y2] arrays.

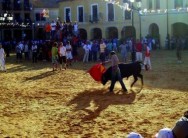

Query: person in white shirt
[[0, 43, 6, 72], [66, 41, 73, 66], [73, 21, 78, 36], [31, 42, 38, 63], [24, 41, 29, 60], [58, 42, 67, 70], [83, 41, 90, 63]]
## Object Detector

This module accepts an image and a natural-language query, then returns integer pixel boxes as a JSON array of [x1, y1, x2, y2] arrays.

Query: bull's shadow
[[68, 89, 136, 121]]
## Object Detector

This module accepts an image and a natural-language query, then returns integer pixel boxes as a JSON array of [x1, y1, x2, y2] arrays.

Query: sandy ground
[[0, 50, 188, 138]]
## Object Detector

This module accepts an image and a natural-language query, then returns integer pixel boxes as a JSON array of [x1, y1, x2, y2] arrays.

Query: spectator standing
[[58, 42, 67, 70], [83, 41, 90, 63], [31, 42, 38, 63], [45, 22, 51, 40], [66, 41, 73, 66], [51, 20, 56, 40], [176, 37, 183, 63], [106, 40, 113, 60], [24, 41, 29, 60], [16, 42, 22, 62], [51, 42, 58, 71], [19, 41, 24, 60], [135, 39, 143, 62], [91, 40, 98, 62], [72, 35, 79, 62], [131, 39, 136, 63], [143, 42, 152, 70], [119, 41, 128, 63], [99, 39, 106, 64], [0, 43, 6, 72], [73, 21, 78, 36]]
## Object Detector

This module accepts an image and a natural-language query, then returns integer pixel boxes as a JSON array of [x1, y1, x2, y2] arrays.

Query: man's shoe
[[122, 89, 128, 93]]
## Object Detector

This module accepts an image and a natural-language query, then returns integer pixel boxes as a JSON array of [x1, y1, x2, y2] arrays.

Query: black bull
[[101, 62, 143, 88]]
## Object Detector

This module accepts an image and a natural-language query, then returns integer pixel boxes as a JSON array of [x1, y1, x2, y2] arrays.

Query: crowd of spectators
[[0, 20, 187, 68]]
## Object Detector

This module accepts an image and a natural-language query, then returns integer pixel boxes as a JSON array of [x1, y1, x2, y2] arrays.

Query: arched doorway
[[106, 27, 118, 39], [78, 28, 87, 40], [149, 23, 159, 38], [91, 28, 102, 40], [172, 22, 188, 37], [121, 26, 135, 40]]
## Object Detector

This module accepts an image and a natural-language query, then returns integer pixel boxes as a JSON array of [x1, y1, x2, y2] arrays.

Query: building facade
[[32, 0, 58, 40], [0, 0, 34, 41], [57, 0, 188, 47], [0, 0, 58, 41]]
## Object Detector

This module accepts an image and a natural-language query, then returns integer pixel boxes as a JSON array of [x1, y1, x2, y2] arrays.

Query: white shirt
[[24, 44, 29, 52], [0, 48, 5, 59], [51, 22, 56, 31], [19, 43, 24, 51], [74, 24, 78, 31], [59, 46, 66, 56], [83, 44, 90, 52]]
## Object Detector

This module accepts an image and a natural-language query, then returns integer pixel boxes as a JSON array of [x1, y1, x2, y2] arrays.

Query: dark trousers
[[110, 67, 126, 92], [32, 52, 37, 63]]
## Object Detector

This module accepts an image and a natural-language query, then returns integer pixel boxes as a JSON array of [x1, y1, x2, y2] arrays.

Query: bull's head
[[101, 74, 108, 85]]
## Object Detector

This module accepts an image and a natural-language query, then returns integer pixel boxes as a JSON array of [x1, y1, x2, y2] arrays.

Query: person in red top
[[135, 39, 143, 62], [143, 42, 152, 70], [45, 22, 51, 40]]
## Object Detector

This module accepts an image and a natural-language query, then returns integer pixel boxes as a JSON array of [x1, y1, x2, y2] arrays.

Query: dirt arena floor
[[0, 50, 188, 138]]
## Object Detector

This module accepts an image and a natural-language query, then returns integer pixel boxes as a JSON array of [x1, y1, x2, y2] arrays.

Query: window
[[14, 13, 22, 23], [175, 0, 183, 8], [91, 4, 98, 22], [24, 13, 31, 24], [64, 7, 71, 22], [2, 0, 11, 11], [24, 0, 31, 11], [35, 13, 46, 21], [155, 0, 160, 9], [14, 0, 21, 10], [107, 3, 114, 21], [124, 10, 131, 20], [77, 6, 84, 22], [148, 0, 152, 10]]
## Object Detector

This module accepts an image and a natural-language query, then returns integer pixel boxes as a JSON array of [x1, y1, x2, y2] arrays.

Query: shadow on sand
[[68, 89, 139, 122], [23, 70, 56, 81]]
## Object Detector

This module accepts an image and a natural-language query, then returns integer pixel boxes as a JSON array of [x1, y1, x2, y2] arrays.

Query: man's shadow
[[68, 89, 137, 122]]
